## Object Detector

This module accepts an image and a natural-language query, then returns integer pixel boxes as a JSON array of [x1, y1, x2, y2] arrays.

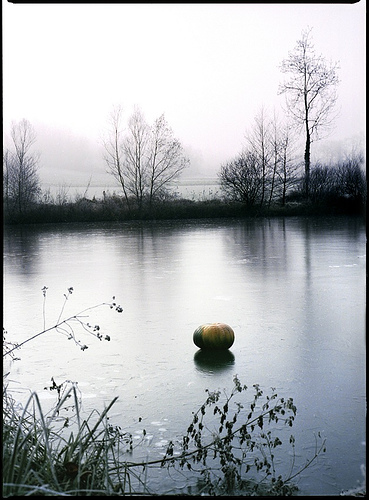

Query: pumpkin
[[193, 323, 235, 350]]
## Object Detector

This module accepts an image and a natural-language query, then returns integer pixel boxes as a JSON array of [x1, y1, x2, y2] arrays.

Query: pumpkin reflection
[[194, 349, 235, 374]]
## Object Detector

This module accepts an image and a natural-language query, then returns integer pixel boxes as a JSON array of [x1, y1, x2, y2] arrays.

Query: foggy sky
[[3, 2, 366, 192]]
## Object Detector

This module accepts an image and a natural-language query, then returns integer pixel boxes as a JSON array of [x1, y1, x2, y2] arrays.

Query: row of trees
[[219, 26, 343, 207], [101, 28, 342, 209], [219, 143, 365, 211], [3, 28, 365, 221], [220, 109, 299, 207], [2, 109, 190, 217], [218, 104, 366, 211]]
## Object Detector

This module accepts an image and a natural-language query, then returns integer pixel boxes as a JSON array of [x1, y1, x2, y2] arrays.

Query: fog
[[3, 2, 366, 193]]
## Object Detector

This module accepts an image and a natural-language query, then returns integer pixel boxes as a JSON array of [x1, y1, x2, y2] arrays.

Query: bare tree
[[268, 112, 281, 208], [246, 107, 272, 207], [102, 105, 131, 208], [122, 107, 150, 208], [244, 108, 299, 207], [103, 106, 189, 209], [278, 27, 339, 199], [276, 123, 300, 206], [147, 114, 189, 205], [3, 119, 40, 215], [3, 149, 14, 213], [219, 150, 263, 207]]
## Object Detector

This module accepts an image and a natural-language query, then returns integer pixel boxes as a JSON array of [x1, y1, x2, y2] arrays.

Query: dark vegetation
[[3, 116, 366, 226], [3, 159, 366, 226]]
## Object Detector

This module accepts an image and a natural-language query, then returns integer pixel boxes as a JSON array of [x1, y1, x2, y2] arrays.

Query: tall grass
[[2, 380, 153, 496]]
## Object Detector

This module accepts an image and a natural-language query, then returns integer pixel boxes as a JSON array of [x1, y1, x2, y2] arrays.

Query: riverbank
[[3, 194, 365, 225]]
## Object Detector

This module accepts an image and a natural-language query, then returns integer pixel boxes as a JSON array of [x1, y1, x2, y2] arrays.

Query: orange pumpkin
[[193, 323, 235, 350]]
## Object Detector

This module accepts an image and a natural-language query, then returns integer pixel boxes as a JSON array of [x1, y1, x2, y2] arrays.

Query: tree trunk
[[304, 127, 311, 200]]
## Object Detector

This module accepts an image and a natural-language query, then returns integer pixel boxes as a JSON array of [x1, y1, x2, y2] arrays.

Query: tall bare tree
[[102, 105, 131, 208], [122, 107, 150, 208], [147, 114, 189, 205], [278, 27, 339, 198], [276, 123, 300, 206], [246, 107, 272, 207], [3, 119, 40, 215], [103, 106, 189, 209]]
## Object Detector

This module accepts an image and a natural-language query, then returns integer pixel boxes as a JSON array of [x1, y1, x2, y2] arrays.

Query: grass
[[2, 381, 141, 496]]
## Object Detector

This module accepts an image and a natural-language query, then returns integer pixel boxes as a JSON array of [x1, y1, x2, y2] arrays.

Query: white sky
[[2, 2, 366, 190]]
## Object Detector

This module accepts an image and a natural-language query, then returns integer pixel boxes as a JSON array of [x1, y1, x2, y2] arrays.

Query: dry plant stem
[[56, 287, 73, 324], [3, 302, 115, 358], [117, 397, 324, 481], [286, 434, 326, 483]]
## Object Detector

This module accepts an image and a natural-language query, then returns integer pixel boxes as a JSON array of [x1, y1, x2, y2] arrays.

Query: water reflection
[[193, 349, 235, 374]]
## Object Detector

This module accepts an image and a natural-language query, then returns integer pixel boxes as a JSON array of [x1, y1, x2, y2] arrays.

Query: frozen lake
[[3, 216, 366, 495]]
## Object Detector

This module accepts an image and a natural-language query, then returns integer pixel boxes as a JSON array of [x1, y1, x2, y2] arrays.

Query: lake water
[[3, 216, 366, 495], [44, 177, 221, 202]]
